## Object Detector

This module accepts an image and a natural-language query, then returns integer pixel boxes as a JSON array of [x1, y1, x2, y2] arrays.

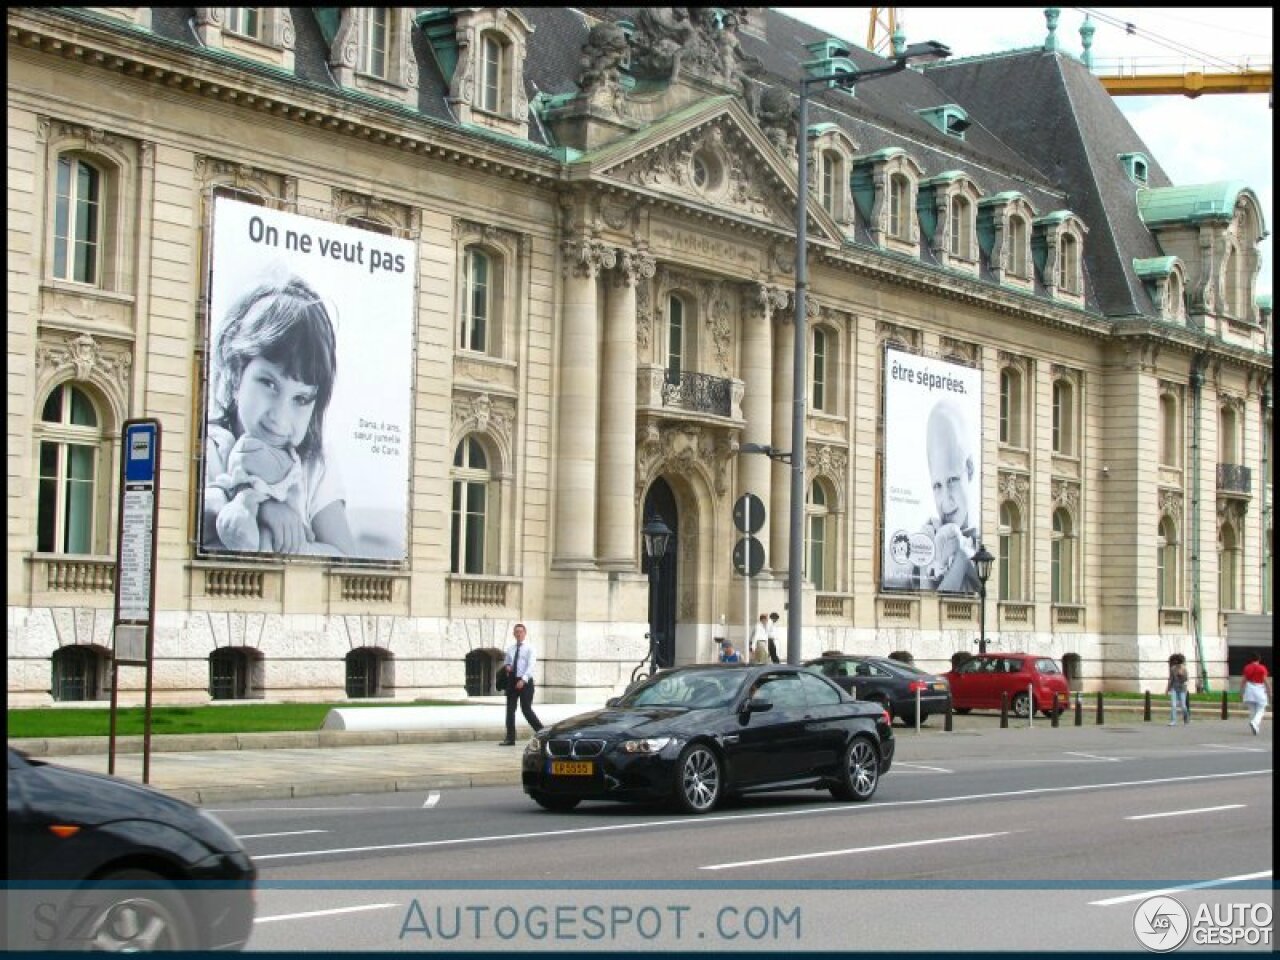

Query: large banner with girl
[[200, 196, 415, 562]]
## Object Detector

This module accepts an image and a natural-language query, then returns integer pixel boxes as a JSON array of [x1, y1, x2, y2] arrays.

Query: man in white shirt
[[750, 614, 769, 663], [500, 623, 544, 745], [767, 612, 781, 664]]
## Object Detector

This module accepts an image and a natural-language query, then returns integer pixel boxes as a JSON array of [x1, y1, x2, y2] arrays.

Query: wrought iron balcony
[[661, 369, 732, 417], [1217, 463, 1252, 496]]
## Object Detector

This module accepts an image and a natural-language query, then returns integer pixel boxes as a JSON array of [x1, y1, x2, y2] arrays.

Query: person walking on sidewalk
[[1240, 652, 1271, 736], [767, 612, 781, 664], [500, 623, 543, 745], [1166, 653, 1191, 726]]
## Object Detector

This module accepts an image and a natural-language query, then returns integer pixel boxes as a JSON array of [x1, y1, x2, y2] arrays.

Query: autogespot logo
[[1134, 896, 1191, 952]]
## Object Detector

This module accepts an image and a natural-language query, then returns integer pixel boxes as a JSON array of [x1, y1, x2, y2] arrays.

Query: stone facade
[[6, 8, 1271, 706]]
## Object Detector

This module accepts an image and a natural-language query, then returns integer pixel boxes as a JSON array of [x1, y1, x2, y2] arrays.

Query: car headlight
[[621, 737, 674, 754], [524, 736, 543, 756]]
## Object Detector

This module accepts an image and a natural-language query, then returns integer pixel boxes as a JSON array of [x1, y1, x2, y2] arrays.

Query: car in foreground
[[6, 746, 256, 951], [521, 664, 893, 814], [804, 654, 951, 724], [944, 653, 1071, 718]]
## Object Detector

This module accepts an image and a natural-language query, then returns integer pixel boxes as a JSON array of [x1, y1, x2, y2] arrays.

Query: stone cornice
[[1109, 318, 1271, 372], [9, 9, 562, 188]]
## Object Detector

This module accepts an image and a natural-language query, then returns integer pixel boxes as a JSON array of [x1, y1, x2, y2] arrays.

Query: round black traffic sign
[[732, 493, 766, 535], [732, 535, 765, 577]]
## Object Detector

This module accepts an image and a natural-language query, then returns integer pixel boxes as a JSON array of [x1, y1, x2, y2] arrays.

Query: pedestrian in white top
[[500, 623, 543, 745]]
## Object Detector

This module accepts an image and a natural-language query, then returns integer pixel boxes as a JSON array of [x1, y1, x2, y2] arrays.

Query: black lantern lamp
[[641, 515, 673, 674], [972, 543, 995, 656]]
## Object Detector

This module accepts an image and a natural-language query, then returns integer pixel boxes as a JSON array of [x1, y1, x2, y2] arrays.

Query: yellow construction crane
[[866, 7, 898, 57]]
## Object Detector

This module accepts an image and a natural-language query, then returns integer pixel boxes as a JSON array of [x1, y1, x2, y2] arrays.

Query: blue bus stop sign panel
[[124, 423, 158, 484]]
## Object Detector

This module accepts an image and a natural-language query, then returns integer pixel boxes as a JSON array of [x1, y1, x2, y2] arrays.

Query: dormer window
[[226, 7, 262, 40], [1058, 233, 1080, 293], [810, 125, 857, 228], [851, 147, 922, 254], [1119, 152, 1149, 186], [362, 8, 389, 78], [917, 104, 971, 140], [921, 172, 981, 276], [888, 174, 910, 239], [481, 33, 505, 113], [1006, 215, 1028, 277], [195, 8, 296, 71], [420, 8, 533, 139], [978, 192, 1037, 289], [1033, 211, 1088, 301], [1134, 257, 1188, 324], [328, 8, 417, 106]]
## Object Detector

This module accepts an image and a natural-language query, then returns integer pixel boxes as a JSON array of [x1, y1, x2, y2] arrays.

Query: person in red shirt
[[1239, 653, 1272, 736]]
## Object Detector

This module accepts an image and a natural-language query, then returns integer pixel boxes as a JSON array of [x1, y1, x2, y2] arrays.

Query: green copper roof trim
[[808, 122, 840, 137], [1256, 293, 1272, 311], [313, 8, 341, 47], [1137, 182, 1252, 225], [978, 191, 1028, 206], [921, 170, 967, 186], [853, 146, 905, 164], [1133, 257, 1179, 278], [1033, 210, 1074, 225], [571, 96, 736, 166]]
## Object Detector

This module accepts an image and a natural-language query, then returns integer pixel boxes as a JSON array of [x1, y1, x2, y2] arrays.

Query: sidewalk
[[9, 704, 1267, 806]]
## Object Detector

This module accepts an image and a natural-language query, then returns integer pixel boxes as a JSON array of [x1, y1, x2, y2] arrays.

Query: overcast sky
[[785, 7, 1273, 298]]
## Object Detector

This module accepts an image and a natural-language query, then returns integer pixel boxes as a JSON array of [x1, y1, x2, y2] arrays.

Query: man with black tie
[[500, 622, 543, 745]]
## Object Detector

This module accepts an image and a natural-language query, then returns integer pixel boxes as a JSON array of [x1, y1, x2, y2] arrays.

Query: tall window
[[1159, 393, 1180, 467], [806, 482, 832, 590], [888, 174, 910, 239], [820, 151, 840, 214], [812, 327, 828, 412], [1219, 405, 1239, 463], [1058, 234, 1080, 293], [999, 367, 1023, 446], [1052, 379, 1076, 455], [361, 8, 389, 77], [226, 7, 262, 39], [481, 34, 504, 112], [51, 646, 105, 702], [998, 501, 1024, 601], [1157, 517, 1178, 607], [38, 383, 101, 555], [1218, 524, 1240, 610], [949, 195, 972, 259], [460, 248, 491, 352], [1005, 215, 1027, 277], [1221, 248, 1240, 318], [666, 295, 685, 382], [1050, 508, 1075, 603], [451, 437, 490, 574], [54, 155, 102, 285]]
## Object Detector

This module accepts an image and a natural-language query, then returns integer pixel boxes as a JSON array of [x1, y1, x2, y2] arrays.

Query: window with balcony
[[451, 436, 492, 575], [666, 294, 687, 382], [37, 383, 106, 555], [1219, 404, 1240, 463]]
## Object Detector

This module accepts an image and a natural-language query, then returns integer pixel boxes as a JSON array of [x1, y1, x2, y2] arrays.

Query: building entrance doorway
[[642, 478, 679, 669]]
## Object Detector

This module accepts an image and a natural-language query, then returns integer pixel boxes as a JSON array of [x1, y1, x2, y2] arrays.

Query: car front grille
[[546, 738, 607, 758]]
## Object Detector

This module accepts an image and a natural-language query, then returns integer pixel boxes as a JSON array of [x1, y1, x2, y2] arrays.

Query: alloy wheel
[[847, 737, 879, 800], [676, 745, 721, 814]]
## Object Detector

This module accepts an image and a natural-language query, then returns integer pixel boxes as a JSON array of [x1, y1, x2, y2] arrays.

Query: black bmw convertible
[[521, 664, 894, 814]]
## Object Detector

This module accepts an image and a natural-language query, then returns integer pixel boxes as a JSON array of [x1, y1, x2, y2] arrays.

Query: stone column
[[554, 239, 613, 566], [598, 249, 655, 568], [739, 285, 781, 561], [770, 302, 795, 574]]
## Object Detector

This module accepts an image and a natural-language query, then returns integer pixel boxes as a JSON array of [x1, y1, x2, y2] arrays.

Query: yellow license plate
[[550, 760, 594, 776], [932, 683, 948, 691]]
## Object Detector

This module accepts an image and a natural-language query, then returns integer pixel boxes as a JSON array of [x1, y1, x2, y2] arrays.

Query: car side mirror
[[744, 698, 774, 714], [606, 697, 620, 708]]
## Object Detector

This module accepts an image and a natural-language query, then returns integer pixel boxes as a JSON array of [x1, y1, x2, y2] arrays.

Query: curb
[[175, 770, 524, 806]]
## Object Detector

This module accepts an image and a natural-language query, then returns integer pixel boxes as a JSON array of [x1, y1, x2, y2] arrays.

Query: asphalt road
[[214, 723, 1273, 952]]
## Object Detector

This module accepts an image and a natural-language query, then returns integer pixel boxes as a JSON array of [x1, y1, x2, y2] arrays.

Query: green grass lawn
[[7, 700, 460, 739]]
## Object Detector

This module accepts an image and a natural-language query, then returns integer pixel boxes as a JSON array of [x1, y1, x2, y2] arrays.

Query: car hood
[[543, 706, 704, 739]]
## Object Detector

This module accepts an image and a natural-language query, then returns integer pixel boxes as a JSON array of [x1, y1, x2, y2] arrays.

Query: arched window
[[460, 247, 491, 352], [451, 436, 492, 574], [1157, 516, 1178, 607], [812, 327, 828, 412], [1052, 378, 1076, 455], [1218, 523, 1240, 611], [51, 645, 108, 702], [480, 33, 506, 113], [1058, 233, 1080, 293], [998, 501, 1024, 602], [949, 195, 972, 260], [37, 383, 104, 555], [345, 648, 391, 698], [1051, 508, 1075, 603], [888, 174, 911, 239], [999, 367, 1023, 446], [1219, 405, 1240, 463], [1005, 215, 1028, 277], [1221, 248, 1240, 318], [1167, 271, 1185, 322], [806, 481, 833, 590], [54, 155, 103, 285], [1159, 393, 1180, 467], [209, 647, 257, 700], [361, 7, 390, 78], [666, 294, 686, 382]]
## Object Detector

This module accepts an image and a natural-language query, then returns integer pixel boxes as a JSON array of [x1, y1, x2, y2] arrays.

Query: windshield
[[619, 670, 746, 709]]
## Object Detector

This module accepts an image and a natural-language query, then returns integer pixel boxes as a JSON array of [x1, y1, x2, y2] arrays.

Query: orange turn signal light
[[48, 824, 81, 839]]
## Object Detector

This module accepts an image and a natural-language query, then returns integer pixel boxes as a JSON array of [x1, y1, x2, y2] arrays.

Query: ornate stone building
[[7, 7, 1271, 706]]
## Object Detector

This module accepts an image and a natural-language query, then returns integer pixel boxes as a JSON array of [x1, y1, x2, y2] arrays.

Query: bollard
[[944, 699, 953, 732], [915, 688, 922, 735], [1051, 692, 1060, 728], [1095, 690, 1105, 725], [1074, 692, 1083, 726], [1000, 691, 1010, 728], [1144, 690, 1151, 723], [1221, 689, 1229, 720], [1027, 684, 1034, 728]]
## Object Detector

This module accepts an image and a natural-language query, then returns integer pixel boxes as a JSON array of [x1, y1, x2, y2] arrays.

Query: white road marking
[[1125, 804, 1246, 821], [248, 768, 1269, 862], [1064, 752, 1126, 762], [701, 832, 1012, 871], [423, 791, 441, 808], [236, 829, 328, 840], [1089, 871, 1273, 906], [254, 903, 401, 924], [893, 762, 954, 773], [208, 806, 421, 814], [1199, 743, 1269, 752]]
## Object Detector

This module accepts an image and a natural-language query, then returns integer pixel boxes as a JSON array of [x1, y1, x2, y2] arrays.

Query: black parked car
[[804, 654, 951, 725], [521, 664, 894, 814], [6, 747, 256, 951]]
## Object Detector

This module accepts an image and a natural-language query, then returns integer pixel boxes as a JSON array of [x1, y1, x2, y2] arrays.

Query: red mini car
[[944, 653, 1070, 718]]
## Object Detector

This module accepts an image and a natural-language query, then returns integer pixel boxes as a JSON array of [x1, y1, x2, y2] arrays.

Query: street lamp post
[[641, 514, 673, 676], [789, 40, 950, 666], [973, 542, 995, 656]]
